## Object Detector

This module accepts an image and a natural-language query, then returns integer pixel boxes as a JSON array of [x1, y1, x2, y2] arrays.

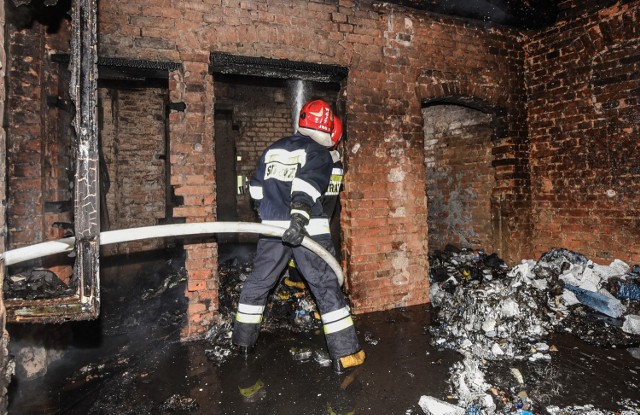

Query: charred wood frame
[[5, 0, 99, 323]]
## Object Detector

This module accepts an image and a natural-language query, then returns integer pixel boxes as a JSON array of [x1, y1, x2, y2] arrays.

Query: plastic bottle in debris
[[564, 284, 626, 318]]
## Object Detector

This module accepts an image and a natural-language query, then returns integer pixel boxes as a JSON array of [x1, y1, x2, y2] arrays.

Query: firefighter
[[232, 100, 365, 373], [284, 115, 344, 290]]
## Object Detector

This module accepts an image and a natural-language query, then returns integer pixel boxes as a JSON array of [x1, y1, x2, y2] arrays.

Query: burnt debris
[[426, 246, 640, 414], [4, 268, 75, 300]]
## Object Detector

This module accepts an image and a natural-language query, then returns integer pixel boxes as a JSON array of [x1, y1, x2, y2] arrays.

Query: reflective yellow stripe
[[321, 306, 351, 324], [236, 303, 264, 324], [324, 316, 354, 334], [238, 303, 265, 314], [236, 312, 263, 324]]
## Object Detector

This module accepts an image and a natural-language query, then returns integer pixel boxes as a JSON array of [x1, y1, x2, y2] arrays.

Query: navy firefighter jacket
[[249, 132, 333, 236]]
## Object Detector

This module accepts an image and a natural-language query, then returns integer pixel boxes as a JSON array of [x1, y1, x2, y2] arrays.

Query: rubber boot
[[332, 350, 366, 373]]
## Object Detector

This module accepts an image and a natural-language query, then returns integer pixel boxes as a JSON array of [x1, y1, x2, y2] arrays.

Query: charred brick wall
[[525, 1, 640, 265], [5, 13, 73, 267], [96, 0, 527, 331], [6, 26, 46, 252], [414, 27, 530, 267], [99, 87, 168, 255]]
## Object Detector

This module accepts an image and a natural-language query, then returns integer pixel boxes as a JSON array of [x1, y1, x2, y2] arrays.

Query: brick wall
[[3, 0, 637, 342], [525, 1, 640, 265], [167, 66, 217, 338], [95, 0, 528, 330], [5, 16, 73, 266], [423, 105, 496, 254], [6, 26, 45, 253], [99, 87, 168, 255]]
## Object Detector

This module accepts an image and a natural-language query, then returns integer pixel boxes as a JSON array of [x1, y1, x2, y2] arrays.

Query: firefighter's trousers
[[232, 236, 360, 359]]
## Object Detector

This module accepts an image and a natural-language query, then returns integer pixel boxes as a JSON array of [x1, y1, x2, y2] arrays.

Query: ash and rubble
[[4, 268, 76, 300], [423, 245, 640, 415]]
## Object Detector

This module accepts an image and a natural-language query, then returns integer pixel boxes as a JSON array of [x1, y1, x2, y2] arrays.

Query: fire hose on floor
[[0, 222, 344, 286]]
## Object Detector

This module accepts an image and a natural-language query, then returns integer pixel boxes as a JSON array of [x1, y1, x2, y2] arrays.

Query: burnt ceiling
[[10, 0, 633, 30], [7, 0, 71, 32], [10, 0, 561, 30], [386, 0, 560, 29]]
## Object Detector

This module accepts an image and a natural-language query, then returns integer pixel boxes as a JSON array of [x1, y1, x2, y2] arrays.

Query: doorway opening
[[422, 103, 497, 254]]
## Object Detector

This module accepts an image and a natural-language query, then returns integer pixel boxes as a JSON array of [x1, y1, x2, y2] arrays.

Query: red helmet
[[299, 100, 334, 133], [331, 116, 343, 149]]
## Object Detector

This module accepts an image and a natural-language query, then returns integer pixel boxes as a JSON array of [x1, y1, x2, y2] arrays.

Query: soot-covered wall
[[97, 0, 528, 332], [99, 87, 168, 255], [525, 1, 640, 265]]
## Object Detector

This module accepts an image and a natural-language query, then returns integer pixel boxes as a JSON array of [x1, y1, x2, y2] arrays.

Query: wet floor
[[5, 248, 640, 414], [7, 302, 460, 414]]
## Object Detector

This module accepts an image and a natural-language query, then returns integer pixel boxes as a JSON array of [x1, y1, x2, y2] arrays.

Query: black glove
[[282, 213, 309, 246]]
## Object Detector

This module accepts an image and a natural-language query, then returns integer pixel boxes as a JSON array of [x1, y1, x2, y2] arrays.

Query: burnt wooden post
[[70, 0, 100, 318]]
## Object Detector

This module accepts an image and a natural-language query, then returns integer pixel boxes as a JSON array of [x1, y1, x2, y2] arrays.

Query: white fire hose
[[0, 222, 344, 286]]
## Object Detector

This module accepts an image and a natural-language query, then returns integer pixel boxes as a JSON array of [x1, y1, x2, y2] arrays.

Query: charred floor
[[5, 244, 640, 415]]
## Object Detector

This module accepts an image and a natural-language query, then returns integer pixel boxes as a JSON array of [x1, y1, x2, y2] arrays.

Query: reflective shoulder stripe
[[249, 185, 263, 199], [264, 148, 307, 167], [323, 316, 354, 335], [321, 306, 351, 324], [291, 178, 321, 202]]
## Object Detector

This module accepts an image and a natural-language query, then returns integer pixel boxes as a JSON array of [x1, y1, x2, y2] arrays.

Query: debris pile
[[4, 268, 76, 300], [425, 246, 640, 415], [430, 246, 640, 359], [429, 246, 549, 361]]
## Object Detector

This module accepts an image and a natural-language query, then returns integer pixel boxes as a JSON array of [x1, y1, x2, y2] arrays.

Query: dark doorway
[[214, 109, 239, 243]]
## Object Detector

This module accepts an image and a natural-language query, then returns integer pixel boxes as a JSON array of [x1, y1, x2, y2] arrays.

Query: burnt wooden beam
[[70, 0, 100, 319], [210, 52, 348, 83], [52, 53, 181, 83]]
